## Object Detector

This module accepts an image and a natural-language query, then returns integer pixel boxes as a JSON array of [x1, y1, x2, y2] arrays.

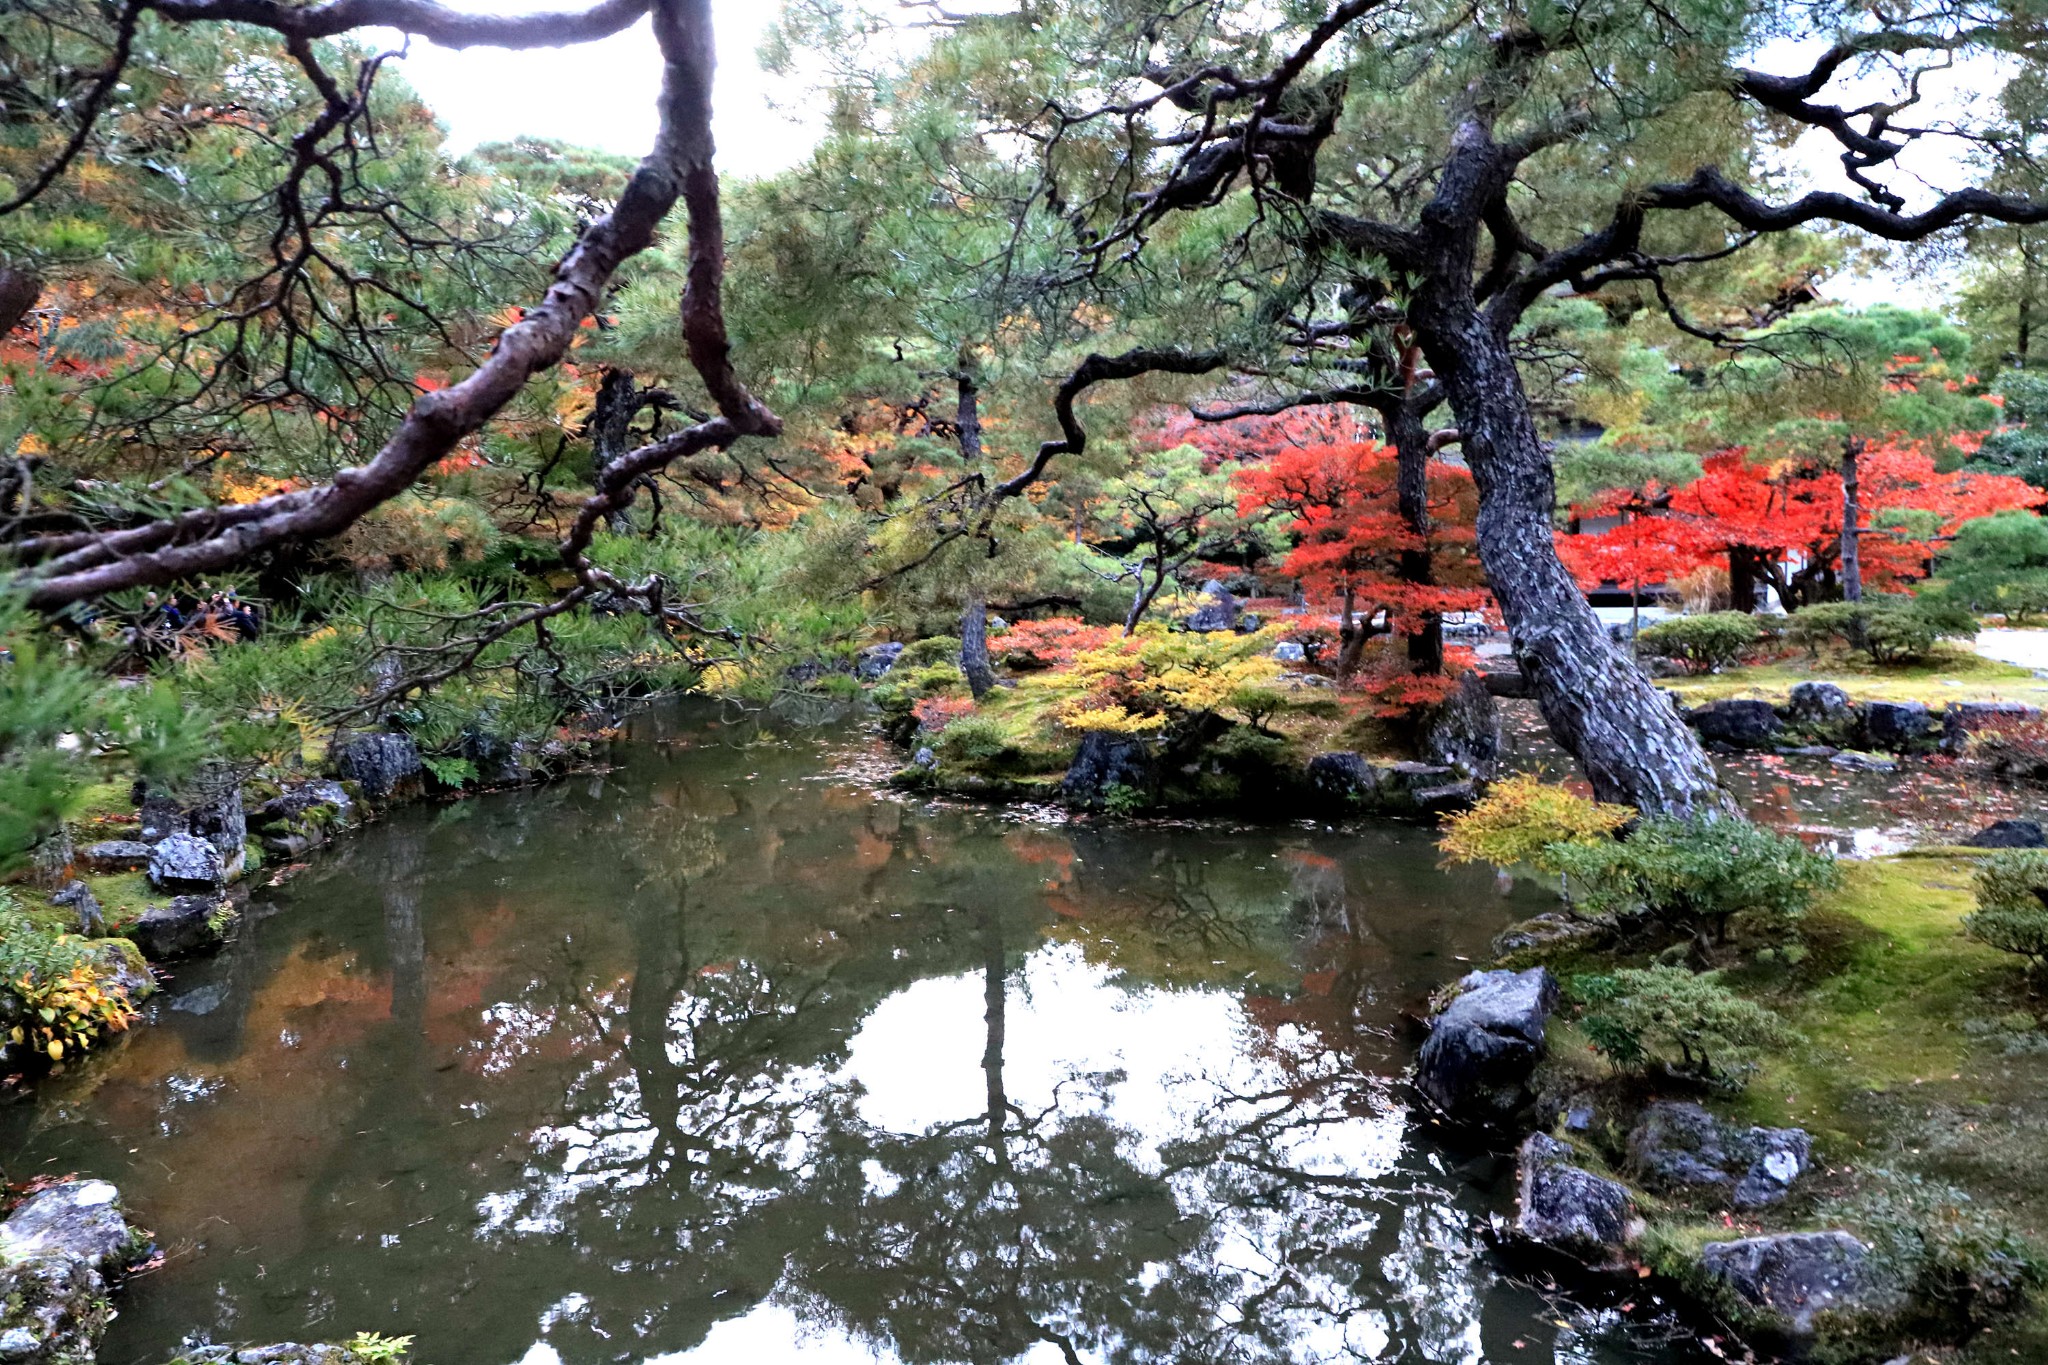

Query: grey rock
[[179, 1346, 357, 1365], [0, 1180, 130, 1274], [1305, 752, 1379, 806], [1420, 671, 1505, 780], [135, 789, 184, 843], [331, 730, 423, 803], [148, 832, 224, 892], [1786, 681, 1853, 721], [1700, 1230, 1892, 1336], [253, 780, 355, 833], [1830, 750, 1897, 772], [857, 642, 906, 681], [1690, 698, 1781, 748], [182, 765, 247, 872], [0, 1328, 40, 1361], [88, 943, 153, 1002], [911, 746, 937, 771], [1863, 699, 1934, 751], [1181, 581, 1242, 633], [49, 881, 102, 937], [1966, 819, 2047, 849], [1272, 640, 1308, 664], [1233, 612, 1263, 634], [77, 840, 152, 873], [1061, 732, 1153, 807], [1944, 700, 2041, 750], [129, 894, 228, 960], [1492, 912, 1611, 959], [1415, 967, 1559, 1127], [1515, 1134, 1640, 1267], [1626, 1101, 1811, 1209], [1412, 780, 1477, 815]]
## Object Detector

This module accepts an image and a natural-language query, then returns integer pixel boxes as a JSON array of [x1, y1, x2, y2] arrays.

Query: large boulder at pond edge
[[147, 832, 224, 893], [0, 1179, 138, 1365], [128, 894, 230, 960], [857, 642, 905, 681], [1785, 681, 1852, 723], [1420, 671, 1505, 780], [1415, 967, 1559, 1127], [1966, 819, 2047, 849], [1514, 1134, 1641, 1269], [1060, 732, 1154, 808], [1862, 699, 1935, 751], [1180, 581, 1242, 633], [1306, 752, 1379, 808], [1688, 698, 1780, 749], [1698, 1231, 1894, 1338], [331, 730, 424, 803], [1626, 1100, 1811, 1208]]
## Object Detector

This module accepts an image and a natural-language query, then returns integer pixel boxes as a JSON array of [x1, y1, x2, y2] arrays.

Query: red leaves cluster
[[1230, 437, 1487, 633], [990, 617, 1116, 670], [1558, 436, 2038, 597]]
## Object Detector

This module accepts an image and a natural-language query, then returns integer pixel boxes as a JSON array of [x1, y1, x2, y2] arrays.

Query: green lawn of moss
[[1665, 645, 2048, 708], [1716, 858, 2048, 1360]]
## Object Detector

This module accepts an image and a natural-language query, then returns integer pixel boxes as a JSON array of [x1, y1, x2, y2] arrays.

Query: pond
[[3, 706, 1715, 1365]]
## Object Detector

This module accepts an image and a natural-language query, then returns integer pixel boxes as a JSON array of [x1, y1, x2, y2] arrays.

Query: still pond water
[[4, 707, 1717, 1365]]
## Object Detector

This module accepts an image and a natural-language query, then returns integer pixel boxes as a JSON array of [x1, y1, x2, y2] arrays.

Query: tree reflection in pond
[[0, 708, 1705, 1365]]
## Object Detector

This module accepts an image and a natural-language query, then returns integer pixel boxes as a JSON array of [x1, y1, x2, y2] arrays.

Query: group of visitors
[[135, 585, 263, 646]]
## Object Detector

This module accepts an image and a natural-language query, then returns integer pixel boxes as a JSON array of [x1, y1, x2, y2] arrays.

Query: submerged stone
[[1415, 967, 1558, 1127], [1514, 1134, 1640, 1268]]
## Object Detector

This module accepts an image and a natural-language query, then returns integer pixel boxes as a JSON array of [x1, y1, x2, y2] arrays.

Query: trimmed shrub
[[1636, 611, 1765, 674], [1571, 966, 1795, 1089], [1784, 594, 1977, 665], [1965, 850, 2048, 976], [1547, 816, 1841, 936], [1438, 773, 1632, 871], [1841, 1171, 2045, 1329]]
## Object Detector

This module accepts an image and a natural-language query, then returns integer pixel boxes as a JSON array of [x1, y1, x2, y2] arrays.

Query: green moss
[[77, 871, 156, 932], [1666, 645, 2044, 708]]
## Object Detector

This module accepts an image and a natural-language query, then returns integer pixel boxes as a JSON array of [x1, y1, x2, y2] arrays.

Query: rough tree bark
[[950, 370, 998, 699], [1839, 436, 1864, 605], [1385, 398, 1444, 674], [0, 267, 39, 337]]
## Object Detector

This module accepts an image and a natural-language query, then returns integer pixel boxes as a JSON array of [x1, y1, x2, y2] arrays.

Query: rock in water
[[1305, 752, 1379, 808], [1688, 699, 1780, 749], [1862, 700, 1934, 751], [1060, 731, 1154, 808], [1421, 671, 1505, 779], [1625, 1100, 1811, 1208], [1786, 681, 1852, 722], [1699, 1231, 1891, 1337], [0, 1179, 136, 1365], [332, 731, 424, 803], [856, 642, 905, 681], [1965, 819, 2047, 850], [1415, 967, 1559, 1127], [147, 831, 225, 892], [1514, 1134, 1640, 1268], [129, 894, 229, 960]]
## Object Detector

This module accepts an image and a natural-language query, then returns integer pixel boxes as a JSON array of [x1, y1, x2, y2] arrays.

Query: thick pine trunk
[[1414, 306, 1733, 817], [1386, 401, 1444, 674], [961, 590, 996, 699]]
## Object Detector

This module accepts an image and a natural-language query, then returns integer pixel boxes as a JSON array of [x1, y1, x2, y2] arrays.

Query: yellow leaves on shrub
[[1060, 704, 1168, 734], [1438, 773, 1633, 871], [9, 964, 138, 1064]]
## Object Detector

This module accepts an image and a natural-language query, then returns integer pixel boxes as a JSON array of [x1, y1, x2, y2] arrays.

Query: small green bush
[[934, 714, 1015, 768], [1571, 966, 1795, 1089], [1547, 816, 1840, 936], [1636, 612, 1765, 674], [897, 636, 963, 670], [1840, 1171, 2045, 1329], [1784, 594, 1977, 665], [1965, 850, 2048, 975]]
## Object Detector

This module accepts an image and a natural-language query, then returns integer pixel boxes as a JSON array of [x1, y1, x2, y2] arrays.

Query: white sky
[[390, 0, 821, 175], [386, 11, 1988, 312]]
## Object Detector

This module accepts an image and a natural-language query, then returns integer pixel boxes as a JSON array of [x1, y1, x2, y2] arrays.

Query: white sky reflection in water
[[546, 941, 1436, 1365]]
